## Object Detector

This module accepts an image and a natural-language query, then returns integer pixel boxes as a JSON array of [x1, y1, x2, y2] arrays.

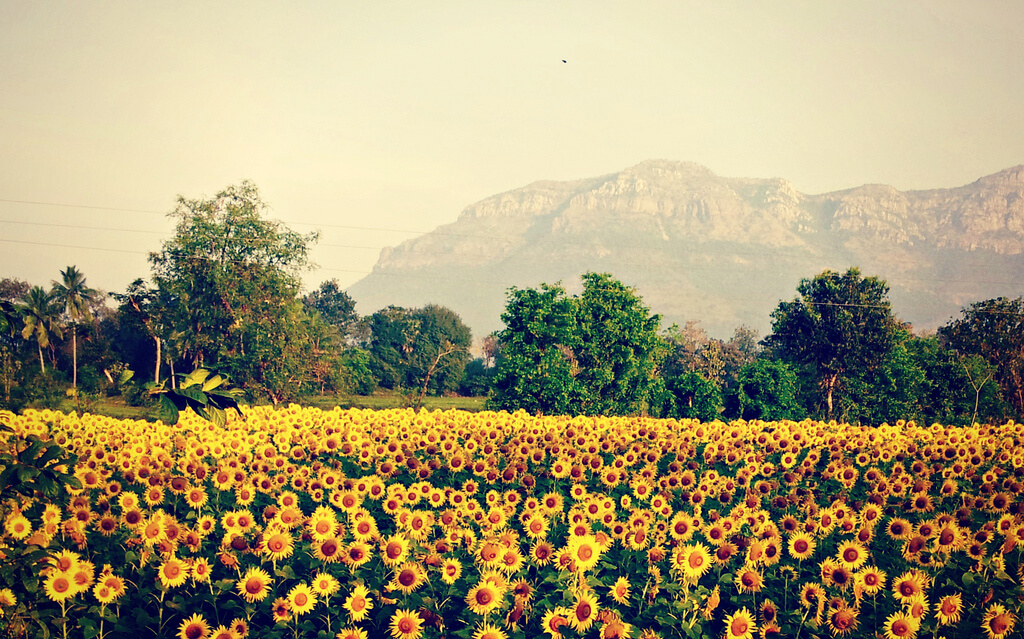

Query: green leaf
[[182, 368, 210, 389], [202, 374, 225, 392], [158, 395, 180, 425], [274, 564, 297, 580], [179, 387, 209, 405]]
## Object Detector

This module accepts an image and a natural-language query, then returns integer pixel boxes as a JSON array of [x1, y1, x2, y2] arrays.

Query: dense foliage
[[489, 273, 663, 416]]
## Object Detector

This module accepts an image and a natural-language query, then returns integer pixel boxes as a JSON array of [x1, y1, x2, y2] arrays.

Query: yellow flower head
[[343, 584, 373, 623]]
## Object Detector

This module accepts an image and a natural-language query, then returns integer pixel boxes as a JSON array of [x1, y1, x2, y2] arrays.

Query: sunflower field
[[1, 406, 1022, 639]]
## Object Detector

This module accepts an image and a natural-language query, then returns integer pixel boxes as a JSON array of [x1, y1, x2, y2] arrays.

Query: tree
[[939, 297, 1024, 416], [19, 286, 63, 374], [662, 371, 721, 421], [574, 272, 664, 415], [489, 273, 663, 416], [303, 280, 359, 339], [725, 358, 801, 421], [488, 283, 584, 415], [51, 266, 99, 388], [112, 279, 165, 385], [365, 304, 472, 397], [149, 181, 319, 402], [766, 268, 899, 419], [906, 335, 1007, 425]]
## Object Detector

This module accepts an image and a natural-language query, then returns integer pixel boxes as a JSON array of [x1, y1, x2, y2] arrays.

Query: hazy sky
[[2, 1, 1022, 299]]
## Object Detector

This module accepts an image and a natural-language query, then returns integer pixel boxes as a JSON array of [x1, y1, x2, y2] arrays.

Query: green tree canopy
[[365, 304, 472, 397], [303, 279, 359, 338], [726, 358, 801, 421], [765, 267, 899, 419], [939, 297, 1024, 417], [662, 370, 721, 421], [489, 273, 663, 416], [149, 181, 319, 402]]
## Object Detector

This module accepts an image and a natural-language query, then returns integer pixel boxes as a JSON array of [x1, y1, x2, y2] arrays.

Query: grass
[[54, 392, 487, 420]]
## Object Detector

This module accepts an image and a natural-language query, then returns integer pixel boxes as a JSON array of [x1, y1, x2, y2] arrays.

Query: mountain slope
[[347, 161, 1024, 339]]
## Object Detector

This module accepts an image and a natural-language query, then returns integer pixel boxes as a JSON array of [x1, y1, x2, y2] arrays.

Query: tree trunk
[[72, 325, 78, 388], [825, 374, 837, 419], [38, 342, 45, 374], [154, 336, 161, 384]]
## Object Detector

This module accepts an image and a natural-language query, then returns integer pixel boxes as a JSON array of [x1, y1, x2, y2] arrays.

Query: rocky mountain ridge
[[347, 161, 1024, 339]]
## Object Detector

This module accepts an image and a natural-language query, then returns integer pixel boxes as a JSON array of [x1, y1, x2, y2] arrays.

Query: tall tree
[[574, 272, 664, 415], [766, 268, 899, 419], [489, 273, 663, 416], [303, 280, 359, 338], [488, 283, 583, 415], [19, 286, 63, 374], [725, 358, 801, 421], [149, 181, 319, 401], [365, 304, 472, 396], [51, 265, 99, 388], [939, 297, 1024, 416]]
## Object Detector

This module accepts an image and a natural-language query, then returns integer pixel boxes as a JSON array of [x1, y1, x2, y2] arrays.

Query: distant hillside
[[346, 160, 1024, 339]]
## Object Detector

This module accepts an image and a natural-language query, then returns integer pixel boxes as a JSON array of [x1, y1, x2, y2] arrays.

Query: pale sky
[[2, 1, 1022, 302]]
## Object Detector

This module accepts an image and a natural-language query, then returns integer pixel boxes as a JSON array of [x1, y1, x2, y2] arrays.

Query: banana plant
[[145, 368, 244, 427]]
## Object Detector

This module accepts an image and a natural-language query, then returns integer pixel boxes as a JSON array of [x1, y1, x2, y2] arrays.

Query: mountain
[[346, 160, 1024, 339]]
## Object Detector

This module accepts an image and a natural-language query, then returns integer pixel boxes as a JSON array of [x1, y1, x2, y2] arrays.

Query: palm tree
[[20, 286, 63, 374], [52, 266, 98, 388]]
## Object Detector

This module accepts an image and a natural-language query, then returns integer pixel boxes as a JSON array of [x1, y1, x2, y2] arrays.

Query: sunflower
[[891, 571, 927, 605], [4, 512, 31, 540], [788, 533, 816, 561], [190, 557, 212, 584], [312, 536, 344, 563], [883, 611, 919, 639], [798, 583, 824, 610], [381, 534, 410, 567], [886, 518, 914, 541], [759, 599, 778, 626], [569, 589, 599, 633], [389, 608, 425, 639], [609, 576, 630, 605], [835, 541, 868, 571], [343, 584, 373, 622], [344, 541, 373, 569], [43, 572, 75, 603], [271, 597, 290, 624], [724, 607, 757, 639], [540, 607, 572, 639], [854, 566, 886, 595], [530, 541, 555, 566], [567, 535, 602, 573], [262, 528, 295, 562], [472, 622, 508, 639], [287, 583, 317, 616], [825, 604, 858, 636], [440, 558, 463, 585], [236, 567, 273, 603], [465, 581, 503, 616], [981, 604, 1016, 639], [159, 557, 190, 589], [178, 613, 210, 639], [736, 567, 764, 594], [337, 628, 369, 639], [311, 572, 340, 598], [390, 562, 427, 595], [207, 626, 234, 639], [677, 543, 713, 583], [936, 594, 963, 625]]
